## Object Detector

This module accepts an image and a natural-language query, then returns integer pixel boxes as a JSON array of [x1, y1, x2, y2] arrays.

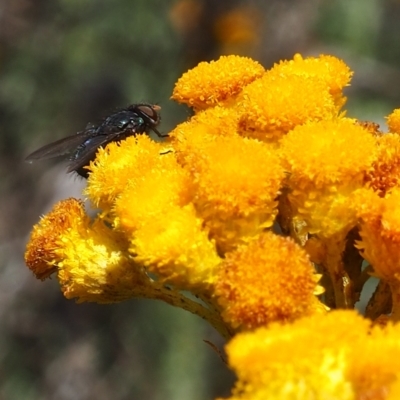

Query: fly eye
[[136, 105, 160, 122]]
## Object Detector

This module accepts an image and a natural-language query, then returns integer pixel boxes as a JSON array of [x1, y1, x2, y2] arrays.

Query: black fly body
[[26, 103, 165, 178]]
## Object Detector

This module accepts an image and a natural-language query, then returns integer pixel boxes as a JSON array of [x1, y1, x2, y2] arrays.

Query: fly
[[25, 103, 165, 178]]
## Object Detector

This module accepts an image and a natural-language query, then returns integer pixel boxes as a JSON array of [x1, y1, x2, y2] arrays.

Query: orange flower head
[[215, 232, 324, 330], [85, 135, 168, 211], [271, 54, 353, 108], [131, 204, 221, 290], [365, 133, 400, 196], [25, 198, 89, 280], [280, 118, 377, 237], [25, 197, 152, 303], [237, 73, 338, 142], [169, 106, 240, 167], [106, 147, 219, 291], [56, 215, 152, 303], [171, 55, 264, 110], [222, 311, 400, 400], [184, 134, 285, 253], [387, 108, 400, 134], [175, 105, 240, 139], [113, 150, 193, 235], [356, 188, 400, 283], [349, 321, 400, 399]]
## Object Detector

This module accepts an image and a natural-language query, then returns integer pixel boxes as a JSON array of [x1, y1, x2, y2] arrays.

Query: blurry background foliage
[[1, 0, 400, 399]]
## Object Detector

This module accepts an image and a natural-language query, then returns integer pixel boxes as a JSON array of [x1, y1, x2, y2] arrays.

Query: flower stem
[[146, 284, 234, 340]]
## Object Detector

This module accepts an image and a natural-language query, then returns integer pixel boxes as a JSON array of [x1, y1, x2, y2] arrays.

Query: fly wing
[[25, 130, 94, 162], [66, 132, 121, 173]]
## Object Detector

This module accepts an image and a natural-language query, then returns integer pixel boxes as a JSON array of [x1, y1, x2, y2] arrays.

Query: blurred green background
[[1, 0, 400, 399]]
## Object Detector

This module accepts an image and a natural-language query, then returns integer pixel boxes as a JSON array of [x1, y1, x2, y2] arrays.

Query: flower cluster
[[222, 311, 400, 400], [25, 54, 400, 399]]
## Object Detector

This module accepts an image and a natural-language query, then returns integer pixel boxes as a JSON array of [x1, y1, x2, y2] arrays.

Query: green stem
[[146, 284, 234, 340]]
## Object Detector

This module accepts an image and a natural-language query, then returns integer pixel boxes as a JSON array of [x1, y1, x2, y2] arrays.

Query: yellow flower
[[279, 118, 377, 308], [214, 232, 324, 330], [171, 55, 264, 110], [349, 322, 400, 398], [24, 198, 154, 303], [171, 105, 240, 141], [179, 133, 285, 253], [237, 73, 338, 142], [113, 150, 193, 234], [280, 118, 376, 238], [271, 53, 353, 108], [57, 217, 151, 303], [365, 133, 400, 196], [221, 311, 400, 400], [356, 188, 400, 321], [235, 54, 353, 142], [387, 108, 400, 134], [131, 204, 221, 290], [86, 134, 220, 291], [25, 198, 89, 280], [169, 105, 240, 167], [85, 135, 169, 212], [356, 188, 400, 283]]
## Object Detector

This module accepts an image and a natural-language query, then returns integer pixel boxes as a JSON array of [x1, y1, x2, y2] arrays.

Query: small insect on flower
[[25, 103, 166, 178]]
